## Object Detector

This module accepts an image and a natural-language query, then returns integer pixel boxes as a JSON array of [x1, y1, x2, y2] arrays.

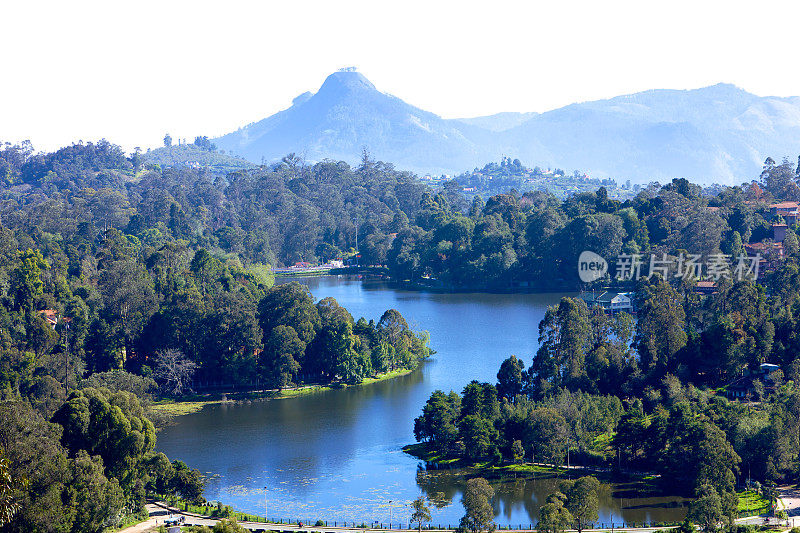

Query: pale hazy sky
[[2, 0, 800, 153]]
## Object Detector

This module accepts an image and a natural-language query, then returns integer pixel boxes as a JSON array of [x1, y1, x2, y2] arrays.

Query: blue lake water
[[156, 277, 686, 526]]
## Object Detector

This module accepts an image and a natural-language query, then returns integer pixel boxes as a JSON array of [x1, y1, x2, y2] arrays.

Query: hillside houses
[[724, 363, 784, 401], [579, 290, 633, 313], [769, 201, 799, 225]]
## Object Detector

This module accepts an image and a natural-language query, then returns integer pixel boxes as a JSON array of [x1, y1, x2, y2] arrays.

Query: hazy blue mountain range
[[214, 71, 800, 184]]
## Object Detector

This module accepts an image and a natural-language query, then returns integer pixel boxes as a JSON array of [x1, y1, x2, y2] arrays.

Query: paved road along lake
[[156, 277, 687, 526]]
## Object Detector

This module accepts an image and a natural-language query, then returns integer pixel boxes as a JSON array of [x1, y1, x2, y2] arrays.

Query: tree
[[258, 282, 320, 345], [153, 348, 197, 396], [762, 482, 778, 511], [531, 298, 591, 395], [70, 450, 125, 531], [52, 388, 156, 481], [194, 136, 216, 152], [190, 249, 223, 296], [9, 249, 48, 311], [635, 277, 687, 379], [561, 476, 600, 533], [410, 496, 432, 532], [761, 157, 799, 199], [85, 317, 125, 374], [172, 460, 205, 504], [511, 440, 525, 464], [459, 415, 500, 459], [524, 407, 567, 465], [496, 355, 525, 402], [538, 492, 573, 533], [461, 381, 500, 420], [143, 452, 175, 496], [783, 229, 799, 257], [261, 325, 303, 388], [99, 259, 159, 354], [414, 390, 461, 447], [688, 484, 737, 531], [457, 477, 495, 533], [377, 309, 411, 348]]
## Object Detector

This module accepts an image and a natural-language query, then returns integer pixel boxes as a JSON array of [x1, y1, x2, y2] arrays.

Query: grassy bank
[[737, 490, 770, 515], [403, 442, 666, 495], [104, 510, 150, 532], [150, 367, 415, 422], [402, 442, 572, 479]]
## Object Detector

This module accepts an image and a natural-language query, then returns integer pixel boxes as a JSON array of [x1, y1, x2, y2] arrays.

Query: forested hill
[[0, 140, 429, 267], [143, 140, 255, 174], [3, 140, 800, 291], [214, 70, 496, 178]]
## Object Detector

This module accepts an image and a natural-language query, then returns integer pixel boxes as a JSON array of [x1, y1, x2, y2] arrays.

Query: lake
[[156, 276, 687, 526]]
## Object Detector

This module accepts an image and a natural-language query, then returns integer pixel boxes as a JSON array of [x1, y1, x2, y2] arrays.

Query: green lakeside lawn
[[402, 442, 581, 480], [737, 489, 770, 515], [150, 368, 414, 420]]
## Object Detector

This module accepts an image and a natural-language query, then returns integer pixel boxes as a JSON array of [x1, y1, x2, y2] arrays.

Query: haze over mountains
[[214, 70, 800, 184]]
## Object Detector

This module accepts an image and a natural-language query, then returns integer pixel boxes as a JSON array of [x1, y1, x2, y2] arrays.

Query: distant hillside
[[455, 111, 539, 132], [214, 71, 800, 184], [144, 143, 255, 174], [501, 83, 800, 184]]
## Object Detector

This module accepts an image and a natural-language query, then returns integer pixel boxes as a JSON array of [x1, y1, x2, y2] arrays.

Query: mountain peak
[[317, 69, 377, 96]]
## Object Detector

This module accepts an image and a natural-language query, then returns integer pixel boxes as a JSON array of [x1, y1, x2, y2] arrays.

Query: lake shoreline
[[402, 442, 659, 486], [149, 367, 416, 423], [281, 270, 612, 294]]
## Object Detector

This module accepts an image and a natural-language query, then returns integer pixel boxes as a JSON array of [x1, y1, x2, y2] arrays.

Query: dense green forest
[[387, 157, 800, 288], [0, 140, 431, 530], [1, 138, 800, 530], [3, 140, 799, 290]]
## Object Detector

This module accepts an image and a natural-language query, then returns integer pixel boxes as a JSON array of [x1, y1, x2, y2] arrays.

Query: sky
[[2, 0, 800, 153]]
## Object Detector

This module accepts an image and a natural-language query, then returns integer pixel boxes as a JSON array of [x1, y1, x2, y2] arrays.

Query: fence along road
[[125, 501, 740, 533]]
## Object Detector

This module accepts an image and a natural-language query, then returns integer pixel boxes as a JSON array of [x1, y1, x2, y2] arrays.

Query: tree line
[[385, 158, 800, 288]]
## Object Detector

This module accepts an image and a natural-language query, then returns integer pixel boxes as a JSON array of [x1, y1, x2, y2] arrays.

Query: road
[[121, 502, 680, 533], [119, 493, 800, 533]]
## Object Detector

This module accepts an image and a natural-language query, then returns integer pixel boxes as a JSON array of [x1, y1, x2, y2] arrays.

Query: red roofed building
[[770, 201, 799, 216], [694, 280, 717, 295]]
